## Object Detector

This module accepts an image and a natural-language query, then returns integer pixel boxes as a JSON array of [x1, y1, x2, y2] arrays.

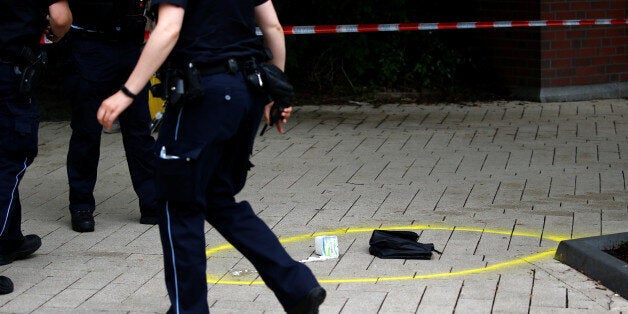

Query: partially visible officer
[[63, 0, 161, 232], [0, 0, 72, 294], [97, 0, 326, 313]]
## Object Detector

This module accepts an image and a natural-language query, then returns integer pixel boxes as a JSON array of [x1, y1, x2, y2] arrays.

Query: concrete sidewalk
[[1, 98, 627, 313]]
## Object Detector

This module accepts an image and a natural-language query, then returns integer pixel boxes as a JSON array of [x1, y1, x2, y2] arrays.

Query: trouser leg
[[206, 198, 319, 311], [119, 89, 160, 213], [0, 66, 38, 250], [204, 105, 319, 311], [0, 160, 27, 252], [66, 76, 102, 213], [158, 201, 209, 314], [117, 43, 160, 214]]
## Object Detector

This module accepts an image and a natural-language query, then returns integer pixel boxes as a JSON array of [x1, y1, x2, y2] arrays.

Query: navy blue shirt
[[150, 0, 268, 65], [1, 0, 57, 49]]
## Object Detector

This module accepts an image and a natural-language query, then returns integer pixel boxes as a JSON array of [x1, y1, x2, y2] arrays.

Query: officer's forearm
[[255, 0, 286, 70], [262, 28, 285, 70], [123, 4, 183, 95], [48, 0, 72, 39]]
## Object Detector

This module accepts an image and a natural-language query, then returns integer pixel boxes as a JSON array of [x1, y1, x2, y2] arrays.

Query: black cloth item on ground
[[368, 229, 440, 260]]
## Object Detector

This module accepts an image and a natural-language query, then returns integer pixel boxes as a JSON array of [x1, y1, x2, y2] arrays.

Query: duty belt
[[195, 58, 242, 76]]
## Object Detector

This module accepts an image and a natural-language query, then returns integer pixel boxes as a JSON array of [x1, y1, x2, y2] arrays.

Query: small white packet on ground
[[315, 235, 339, 258]]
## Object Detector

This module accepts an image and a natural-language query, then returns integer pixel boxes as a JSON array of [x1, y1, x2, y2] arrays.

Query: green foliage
[[276, 0, 470, 95]]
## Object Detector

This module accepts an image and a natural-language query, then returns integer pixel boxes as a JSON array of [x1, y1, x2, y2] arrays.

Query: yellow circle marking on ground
[[206, 225, 569, 284]]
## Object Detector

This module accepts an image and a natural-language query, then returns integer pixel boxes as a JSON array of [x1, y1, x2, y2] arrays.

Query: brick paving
[[1, 98, 627, 313]]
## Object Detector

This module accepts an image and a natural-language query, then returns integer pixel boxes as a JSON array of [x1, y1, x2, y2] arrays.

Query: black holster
[[242, 58, 295, 134], [152, 62, 203, 110], [3, 46, 48, 96]]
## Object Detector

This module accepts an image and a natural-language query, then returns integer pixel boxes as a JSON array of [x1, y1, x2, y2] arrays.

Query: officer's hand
[[43, 25, 58, 43], [264, 101, 292, 134], [44, 16, 61, 43], [97, 91, 133, 129]]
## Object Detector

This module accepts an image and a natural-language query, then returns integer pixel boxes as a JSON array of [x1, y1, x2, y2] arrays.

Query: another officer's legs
[[0, 63, 42, 279], [66, 37, 116, 231], [116, 42, 161, 222], [66, 37, 160, 231], [66, 71, 106, 231]]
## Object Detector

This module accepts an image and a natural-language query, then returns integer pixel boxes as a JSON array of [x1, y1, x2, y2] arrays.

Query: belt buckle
[[226, 58, 239, 74]]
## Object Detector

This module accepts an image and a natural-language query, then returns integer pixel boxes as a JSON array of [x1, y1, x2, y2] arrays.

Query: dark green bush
[[276, 0, 486, 96]]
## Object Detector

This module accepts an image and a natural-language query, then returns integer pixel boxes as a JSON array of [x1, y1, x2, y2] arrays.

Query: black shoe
[[71, 210, 95, 232], [288, 286, 326, 314], [139, 212, 159, 225], [0, 234, 42, 266], [0, 276, 13, 295]]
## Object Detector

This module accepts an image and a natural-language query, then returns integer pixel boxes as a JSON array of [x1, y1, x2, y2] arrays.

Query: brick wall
[[474, 0, 627, 101], [540, 0, 627, 88]]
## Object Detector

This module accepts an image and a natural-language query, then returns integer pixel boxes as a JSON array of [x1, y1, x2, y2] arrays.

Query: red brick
[[596, 47, 616, 56], [549, 3, 569, 12], [591, 1, 610, 10], [551, 77, 571, 86], [609, 55, 628, 63], [551, 59, 571, 68], [585, 10, 612, 19], [576, 47, 597, 57], [570, 2, 591, 11], [572, 76, 595, 85], [610, 37, 628, 46], [591, 56, 611, 66], [551, 40, 571, 49], [557, 68, 577, 77], [581, 38, 602, 48], [554, 11, 577, 20], [585, 28, 606, 38], [606, 64, 628, 73], [605, 28, 626, 37], [542, 50, 557, 59], [576, 66, 600, 76], [566, 30, 586, 39], [573, 58, 592, 66], [610, 1, 626, 9], [553, 30, 567, 40], [542, 68, 557, 77], [607, 9, 625, 18], [480, 0, 627, 89], [556, 49, 576, 58]]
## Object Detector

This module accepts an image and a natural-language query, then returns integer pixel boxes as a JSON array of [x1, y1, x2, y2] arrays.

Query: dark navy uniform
[[149, 0, 322, 312], [0, 0, 71, 293], [64, 0, 161, 231], [0, 0, 52, 257]]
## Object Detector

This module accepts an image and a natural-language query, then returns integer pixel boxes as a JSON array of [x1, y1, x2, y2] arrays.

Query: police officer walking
[[0, 0, 72, 294], [97, 0, 326, 313], [64, 0, 162, 232]]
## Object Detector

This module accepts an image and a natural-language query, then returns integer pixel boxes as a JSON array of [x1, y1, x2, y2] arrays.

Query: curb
[[554, 232, 628, 299]]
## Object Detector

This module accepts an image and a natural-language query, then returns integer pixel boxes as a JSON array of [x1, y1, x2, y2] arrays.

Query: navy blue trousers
[[155, 71, 319, 313], [64, 36, 159, 214], [0, 63, 38, 253]]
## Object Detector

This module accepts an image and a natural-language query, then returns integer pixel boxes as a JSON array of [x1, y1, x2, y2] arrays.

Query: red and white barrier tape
[[42, 19, 627, 43], [261, 19, 628, 35]]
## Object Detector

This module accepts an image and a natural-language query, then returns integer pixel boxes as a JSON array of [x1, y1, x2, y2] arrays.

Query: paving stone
[[3, 100, 626, 312]]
